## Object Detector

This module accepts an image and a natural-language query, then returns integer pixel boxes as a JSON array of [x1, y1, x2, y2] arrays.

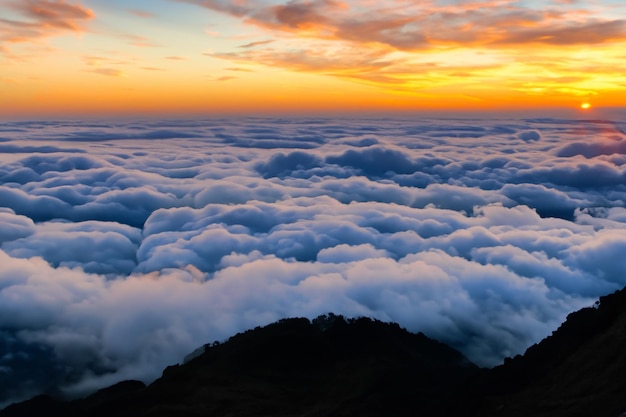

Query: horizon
[[3, 106, 626, 123]]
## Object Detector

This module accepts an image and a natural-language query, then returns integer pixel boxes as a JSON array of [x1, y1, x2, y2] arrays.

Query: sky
[[1, 0, 626, 117], [1, 115, 626, 405]]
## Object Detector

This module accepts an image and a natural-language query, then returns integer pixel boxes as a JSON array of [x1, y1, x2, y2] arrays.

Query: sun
[[581, 102, 591, 110]]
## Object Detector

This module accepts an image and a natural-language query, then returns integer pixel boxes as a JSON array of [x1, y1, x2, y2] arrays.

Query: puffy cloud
[[514, 162, 626, 189], [326, 146, 419, 177], [3, 220, 141, 275], [411, 184, 511, 213], [317, 243, 390, 263], [556, 137, 626, 158], [565, 230, 626, 286], [255, 151, 323, 178], [1, 116, 625, 405], [501, 183, 582, 220], [0, 210, 35, 243], [518, 130, 541, 142]]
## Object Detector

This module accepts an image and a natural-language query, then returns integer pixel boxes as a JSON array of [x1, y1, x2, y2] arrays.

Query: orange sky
[[1, 0, 625, 118]]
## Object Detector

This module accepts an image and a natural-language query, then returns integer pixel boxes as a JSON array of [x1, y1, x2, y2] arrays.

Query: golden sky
[[1, 0, 625, 117]]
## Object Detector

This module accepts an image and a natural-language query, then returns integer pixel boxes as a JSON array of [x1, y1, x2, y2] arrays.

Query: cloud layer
[[1, 116, 626, 405]]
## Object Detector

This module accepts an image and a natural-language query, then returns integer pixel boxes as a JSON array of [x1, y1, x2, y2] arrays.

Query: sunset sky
[[1, 0, 626, 117]]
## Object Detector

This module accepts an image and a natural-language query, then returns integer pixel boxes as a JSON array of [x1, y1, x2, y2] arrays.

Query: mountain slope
[[1, 315, 481, 417], [4, 287, 626, 417], [479, 287, 626, 417]]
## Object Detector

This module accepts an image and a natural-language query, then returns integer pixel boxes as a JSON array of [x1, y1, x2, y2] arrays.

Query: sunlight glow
[[0, 0, 624, 117]]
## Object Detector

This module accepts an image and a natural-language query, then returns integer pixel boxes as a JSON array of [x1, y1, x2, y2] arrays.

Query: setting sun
[[581, 102, 591, 110]]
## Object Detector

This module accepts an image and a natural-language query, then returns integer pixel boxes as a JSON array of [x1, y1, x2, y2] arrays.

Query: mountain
[[3, 287, 626, 417], [0, 314, 482, 417], [477, 287, 626, 417]]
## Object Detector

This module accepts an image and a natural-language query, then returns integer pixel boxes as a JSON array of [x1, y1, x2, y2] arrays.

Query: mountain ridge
[[3, 288, 626, 416]]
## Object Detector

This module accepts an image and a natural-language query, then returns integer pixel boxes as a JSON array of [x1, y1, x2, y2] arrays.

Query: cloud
[[565, 229, 626, 286], [218, 75, 236, 81], [556, 137, 626, 158], [317, 243, 390, 263], [238, 39, 273, 48], [514, 161, 626, 189], [208, 45, 412, 86], [1, 0, 94, 52], [180, 0, 626, 50], [0, 210, 36, 244], [255, 151, 324, 178], [326, 146, 418, 177], [496, 19, 626, 45], [518, 130, 541, 142], [86, 68, 125, 77], [501, 184, 582, 220], [1, 116, 626, 406], [127, 9, 156, 18], [3, 220, 141, 275], [175, 0, 250, 17], [10, 0, 94, 30], [125, 34, 160, 48], [177, 0, 626, 93]]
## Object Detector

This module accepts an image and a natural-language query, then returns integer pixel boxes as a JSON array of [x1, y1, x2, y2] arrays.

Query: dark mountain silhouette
[[0, 314, 482, 417], [477, 286, 626, 417], [3, 287, 626, 417]]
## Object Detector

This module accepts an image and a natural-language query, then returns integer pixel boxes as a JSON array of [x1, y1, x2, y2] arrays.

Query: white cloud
[[0, 116, 624, 403]]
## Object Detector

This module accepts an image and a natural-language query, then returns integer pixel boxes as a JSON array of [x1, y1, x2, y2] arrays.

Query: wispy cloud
[[495, 19, 626, 45], [1, 0, 94, 52], [238, 39, 273, 48], [208, 43, 489, 89], [203, 74, 237, 81], [85, 68, 125, 77], [179, 0, 626, 49], [178, 0, 626, 94], [128, 9, 156, 18], [81, 55, 128, 77], [125, 34, 160, 48], [226, 67, 253, 72]]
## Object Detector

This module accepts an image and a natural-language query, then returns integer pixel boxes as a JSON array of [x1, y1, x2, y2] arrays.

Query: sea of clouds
[[1, 115, 626, 405]]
